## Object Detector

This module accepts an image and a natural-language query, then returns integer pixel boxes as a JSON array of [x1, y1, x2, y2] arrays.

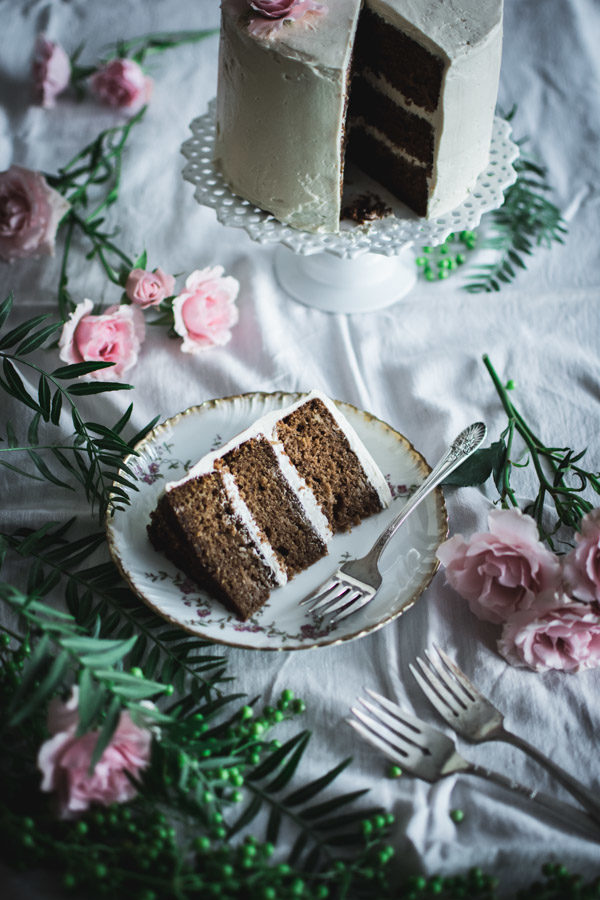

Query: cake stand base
[[274, 245, 417, 314]]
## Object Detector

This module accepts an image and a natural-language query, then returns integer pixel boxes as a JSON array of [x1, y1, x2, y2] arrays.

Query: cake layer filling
[[347, 127, 430, 217], [275, 398, 386, 532], [349, 75, 435, 166], [218, 437, 328, 577], [353, 6, 444, 114]]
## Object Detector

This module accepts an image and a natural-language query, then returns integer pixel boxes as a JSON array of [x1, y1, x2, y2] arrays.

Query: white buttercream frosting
[[221, 471, 288, 586]]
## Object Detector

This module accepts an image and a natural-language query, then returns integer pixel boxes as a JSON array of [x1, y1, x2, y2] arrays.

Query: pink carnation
[[59, 299, 145, 379], [32, 35, 71, 108], [436, 508, 562, 624], [90, 59, 152, 114], [37, 687, 153, 818], [125, 267, 175, 308], [172, 266, 239, 353], [248, 0, 326, 37], [0, 166, 69, 262], [498, 597, 600, 673], [562, 508, 600, 603]]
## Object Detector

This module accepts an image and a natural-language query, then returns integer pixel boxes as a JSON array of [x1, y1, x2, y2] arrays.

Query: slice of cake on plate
[[148, 391, 392, 620], [214, 0, 503, 232]]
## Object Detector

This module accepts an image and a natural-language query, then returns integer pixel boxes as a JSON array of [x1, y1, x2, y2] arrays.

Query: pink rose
[[250, 0, 299, 17], [90, 59, 153, 114], [172, 266, 239, 353], [125, 267, 175, 308], [248, 0, 326, 36], [0, 166, 69, 262], [32, 35, 70, 108], [59, 299, 145, 379], [562, 508, 600, 603], [436, 508, 562, 624], [37, 687, 152, 818], [498, 597, 600, 673]]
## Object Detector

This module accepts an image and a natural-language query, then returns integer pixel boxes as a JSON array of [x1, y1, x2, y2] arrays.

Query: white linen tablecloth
[[1, 0, 600, 896]]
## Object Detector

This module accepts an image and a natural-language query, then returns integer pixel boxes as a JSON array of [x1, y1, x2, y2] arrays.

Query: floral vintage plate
[[106, 392, 447, 651]]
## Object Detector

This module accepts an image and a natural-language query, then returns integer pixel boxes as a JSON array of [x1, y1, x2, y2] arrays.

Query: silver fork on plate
[[299, 421, 486, 624], [410, 645, 600, 826], [348, 690, 600, 840]]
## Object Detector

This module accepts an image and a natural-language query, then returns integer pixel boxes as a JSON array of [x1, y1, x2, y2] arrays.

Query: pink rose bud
[[37, 687, 153, 818], [250, 0, 299, 17], [436, 508, 562, 624], [562, 508, 600, 603], [0, 165, 70, 262], [125, 267, 175, 308], [58, 299, 145, 379], [498, 598, 600, 673], [248, 0, 325, 35], [172, 266, 239, 353], [32, 35, 71, 108], [90, 58, 153, 114]]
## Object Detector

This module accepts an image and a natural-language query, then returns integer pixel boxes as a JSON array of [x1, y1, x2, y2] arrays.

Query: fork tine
[[413, 655, 466, 714], [358, 696, 429, 751], [299, 578, 341, 608], [364, 689, 434, 743], [315, 588, 362, 618], [409, 660, 463, 721], [346, 714, 408, 767], [433, 645, 479, 703], [330, 590, 372, 623]]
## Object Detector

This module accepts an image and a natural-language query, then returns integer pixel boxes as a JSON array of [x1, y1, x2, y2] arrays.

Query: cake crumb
[[342, 193, 393, 224]]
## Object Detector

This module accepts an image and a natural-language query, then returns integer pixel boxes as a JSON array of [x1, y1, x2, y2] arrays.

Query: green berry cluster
[[399, 867, 498, 899], [518, 863, 600, 900], [416, 231, 478, 281]]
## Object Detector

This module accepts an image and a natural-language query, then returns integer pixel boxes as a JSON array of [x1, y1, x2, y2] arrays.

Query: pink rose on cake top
[[37, 687, 153, 818], [90, 59, 152, 114], [248, 0, 326, 37], [436, 508, 562, 624], [172, 266, 239, 353], [59, 299, 145, 379], [125, 267, 175, 308], [0, 166, 69, 262], [32, 35, 71, 108], [562, 508, 600, 603], [498, 598, 600, 673]]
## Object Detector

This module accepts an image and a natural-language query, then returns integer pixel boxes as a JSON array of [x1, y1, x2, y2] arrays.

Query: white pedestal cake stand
[[181, 104, 519, 314]]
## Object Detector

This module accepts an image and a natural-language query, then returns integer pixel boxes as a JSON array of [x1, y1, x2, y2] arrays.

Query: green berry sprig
[[416, 232, 475, 282]]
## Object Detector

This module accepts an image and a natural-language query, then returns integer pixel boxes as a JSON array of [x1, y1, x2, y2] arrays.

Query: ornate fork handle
[[467, 761, 600, 841], [494, 727, 600, 826], [369, 422, 486, 563]]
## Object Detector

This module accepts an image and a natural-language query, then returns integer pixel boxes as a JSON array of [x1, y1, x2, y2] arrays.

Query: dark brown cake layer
[[148, 472, 276, 621], [349, 75, 434, 166], [218, 437, 327, 577], [275, 399, 383, 533], [353, 6, 443, 113], [347, 127, 429, 217]]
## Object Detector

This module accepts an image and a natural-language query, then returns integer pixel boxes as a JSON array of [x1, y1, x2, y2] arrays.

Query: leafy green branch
[[0, 296, 159, 518], [465, 152, 567, 293], [1, 521, 229, 699], [446, 355, 600, 547]]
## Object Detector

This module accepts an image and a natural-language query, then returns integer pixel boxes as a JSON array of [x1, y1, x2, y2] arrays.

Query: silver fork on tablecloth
[[348, 689, 600, 841], [409, 644, 600, 826], [299, 421, 486, 624]]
